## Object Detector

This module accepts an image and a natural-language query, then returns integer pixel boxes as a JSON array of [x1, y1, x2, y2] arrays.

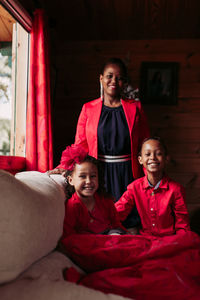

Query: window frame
[[0, 0, 32, 172], [0, 0, 32, 32], [10, 22, 30, 156]]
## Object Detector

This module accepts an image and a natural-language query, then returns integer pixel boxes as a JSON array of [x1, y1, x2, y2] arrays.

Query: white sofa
[[0, 170, 128, 300]]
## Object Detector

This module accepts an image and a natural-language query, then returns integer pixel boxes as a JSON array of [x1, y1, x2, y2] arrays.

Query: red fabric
[[62, 192, 124, 236], [115, 175, 190, 236], [63, 98, 149, 179], [59, 144, 87, 170], [61, 231, 200, 300], [0, 156, 26, 174], [26, 9, 53, 172]]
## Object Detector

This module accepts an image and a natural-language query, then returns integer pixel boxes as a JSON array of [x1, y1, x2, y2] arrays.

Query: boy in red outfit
[[115, 137, 190, 236]]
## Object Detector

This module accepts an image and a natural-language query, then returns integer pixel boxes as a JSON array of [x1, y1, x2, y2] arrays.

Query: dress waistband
[[98, 154, 131, 163]]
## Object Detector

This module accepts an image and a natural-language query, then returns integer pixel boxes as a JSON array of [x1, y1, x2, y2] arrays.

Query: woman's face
[[100, 64, 125, 99]]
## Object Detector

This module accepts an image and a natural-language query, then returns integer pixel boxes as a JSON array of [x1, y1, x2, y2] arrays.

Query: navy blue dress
[[97, 104, 140, 228]]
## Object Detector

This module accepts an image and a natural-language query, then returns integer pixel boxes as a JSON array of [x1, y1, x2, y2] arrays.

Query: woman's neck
[[103, 95, 121, 107]]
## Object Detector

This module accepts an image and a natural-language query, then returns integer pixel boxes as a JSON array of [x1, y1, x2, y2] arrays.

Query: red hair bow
[[59, 144, 88, 171]]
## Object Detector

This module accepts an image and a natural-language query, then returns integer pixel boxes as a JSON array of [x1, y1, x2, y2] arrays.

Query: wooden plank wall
[[53, 39, 200, 232]]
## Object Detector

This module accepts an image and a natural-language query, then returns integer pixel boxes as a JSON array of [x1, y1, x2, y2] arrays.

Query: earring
[[100, 82, 104, 100]]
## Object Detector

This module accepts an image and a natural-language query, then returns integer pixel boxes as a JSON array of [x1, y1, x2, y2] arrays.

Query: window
[[0, 1, 31, 157], [0, 41, 12, 155]]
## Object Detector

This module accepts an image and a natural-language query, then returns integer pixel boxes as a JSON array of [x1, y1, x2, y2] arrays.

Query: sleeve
[[105, 197, 126, 230], [115, 185, 136, 221], [135, 101, 150, 177], [74, 104, 89, 152], [137, 100, 150, 147], [172, 185, 191, 234]]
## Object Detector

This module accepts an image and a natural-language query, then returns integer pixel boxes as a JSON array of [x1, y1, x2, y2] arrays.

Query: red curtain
[[26, 9, 53, 172]]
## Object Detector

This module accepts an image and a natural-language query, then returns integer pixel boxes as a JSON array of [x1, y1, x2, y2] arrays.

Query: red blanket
[[61, 231, 200, 300]]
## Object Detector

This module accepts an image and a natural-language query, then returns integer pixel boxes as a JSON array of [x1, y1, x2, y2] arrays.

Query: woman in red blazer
[[60, 58, 149, 228]]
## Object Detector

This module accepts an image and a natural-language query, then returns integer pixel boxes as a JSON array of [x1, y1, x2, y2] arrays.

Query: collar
[[143, 174, 169, 190], [73, 191, 98, 202], [148, 178, 161, 190]]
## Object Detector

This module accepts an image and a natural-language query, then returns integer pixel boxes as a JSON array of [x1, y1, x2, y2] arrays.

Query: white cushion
[[0, 276, 127, 300], [20, 251, 84, 281], [0, 251, 127, 300], [0, 170, 66, 284]]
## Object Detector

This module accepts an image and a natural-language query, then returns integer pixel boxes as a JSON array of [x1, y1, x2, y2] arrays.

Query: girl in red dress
[[115, 136, 190, 236], [60, 144, 126, 237]]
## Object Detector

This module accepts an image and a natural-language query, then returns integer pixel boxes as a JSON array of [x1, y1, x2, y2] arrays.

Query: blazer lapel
[[89, 98, 102, 131], [121, 99, 137, 133], [87, 98, 102, 157]]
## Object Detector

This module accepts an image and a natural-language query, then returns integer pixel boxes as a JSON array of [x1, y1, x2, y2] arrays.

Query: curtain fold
[[26, 9, 53, 172]]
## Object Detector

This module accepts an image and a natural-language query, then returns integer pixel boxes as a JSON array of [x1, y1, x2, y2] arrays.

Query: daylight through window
[[0, 2, 31, 157]]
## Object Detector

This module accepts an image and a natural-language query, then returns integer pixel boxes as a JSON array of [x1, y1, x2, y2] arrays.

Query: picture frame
[[139, 62, 179, 105]]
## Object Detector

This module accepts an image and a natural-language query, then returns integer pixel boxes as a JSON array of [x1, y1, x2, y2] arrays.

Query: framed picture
[[139, 62, 179, 105]]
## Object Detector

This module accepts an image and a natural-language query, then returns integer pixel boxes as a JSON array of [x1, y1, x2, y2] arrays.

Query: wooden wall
[[52, 39, 200, 232]]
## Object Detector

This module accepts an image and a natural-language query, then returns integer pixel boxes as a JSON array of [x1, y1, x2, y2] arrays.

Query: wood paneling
[[18, 0, 200, 40]]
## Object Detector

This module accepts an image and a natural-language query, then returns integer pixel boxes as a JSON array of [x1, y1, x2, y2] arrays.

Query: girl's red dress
[[62, 192, 123, 236]]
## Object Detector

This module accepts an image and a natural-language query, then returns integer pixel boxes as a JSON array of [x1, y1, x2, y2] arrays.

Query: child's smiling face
[[67, 161, 99, 200], [138, 139, 167, 176]]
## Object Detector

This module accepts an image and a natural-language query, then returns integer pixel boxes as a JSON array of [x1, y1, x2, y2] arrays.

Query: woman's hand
[[47, 168, 66, 176]]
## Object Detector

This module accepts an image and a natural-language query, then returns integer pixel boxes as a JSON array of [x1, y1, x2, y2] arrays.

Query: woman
[[58, 58, 149, 228]]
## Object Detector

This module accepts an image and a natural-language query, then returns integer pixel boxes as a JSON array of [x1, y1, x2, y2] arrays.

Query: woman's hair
[[100, 57, 128, 82], [139, 136, 168, 156], [64, 155, 107, 200]]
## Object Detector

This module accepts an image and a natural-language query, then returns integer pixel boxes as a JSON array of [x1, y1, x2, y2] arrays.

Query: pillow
[[0, 170, 66, 284], [0, 252, 126, 300], [0, 276, 127, 300], [19, 251, 85, 282]]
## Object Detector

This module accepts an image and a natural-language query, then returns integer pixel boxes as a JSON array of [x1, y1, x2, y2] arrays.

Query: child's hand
[[127, 227, 140, 235]]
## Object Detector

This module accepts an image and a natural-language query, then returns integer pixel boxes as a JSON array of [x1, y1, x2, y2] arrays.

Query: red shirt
[[115, 175, 190, 236], [62, 192, 123, 237]]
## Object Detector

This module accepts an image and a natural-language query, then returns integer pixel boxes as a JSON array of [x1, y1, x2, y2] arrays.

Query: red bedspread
[[61, 231, 200, 300]]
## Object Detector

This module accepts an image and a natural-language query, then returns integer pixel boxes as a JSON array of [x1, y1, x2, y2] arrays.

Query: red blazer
[[74, 98, 149, 179]]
